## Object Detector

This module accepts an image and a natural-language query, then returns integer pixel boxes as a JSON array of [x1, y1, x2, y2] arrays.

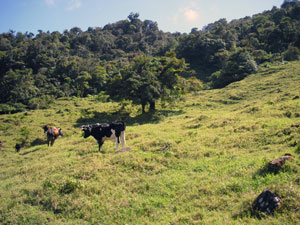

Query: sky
[[0, 0, 284, 34]]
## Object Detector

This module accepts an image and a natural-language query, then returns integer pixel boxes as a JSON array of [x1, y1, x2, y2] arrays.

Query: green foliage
[[0, 102, 26, 114], [94, 91, 109, 102], [28, 95, 55, 109], [107, 54, 190, 112], [179, 76, 203, 93], [0, 69, 38, 104], [210, 49, 258, 88], [283, 45, 300, 61]]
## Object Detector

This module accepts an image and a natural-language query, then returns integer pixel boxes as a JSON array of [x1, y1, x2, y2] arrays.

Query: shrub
[[210, 50, 258, 88], [0, 103, 26, 114], [252, 49, 272, 64], [0, 104, 16, 114], [94, 91, 109, 102], [28, 95, 55, 110], [180, 76, 204, 93], [283, 46, 300, 61]]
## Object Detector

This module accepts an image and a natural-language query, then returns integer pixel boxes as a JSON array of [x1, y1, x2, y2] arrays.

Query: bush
[[0, 104, 16, 114], [94, 91, 109, 102], [252, 50, 272, 64], [283, 46, 300, 61], [0, 103, 26, 114], [180, 76, 204, 93], [28, 95, 55, 110], [210, 50, 258, 88]]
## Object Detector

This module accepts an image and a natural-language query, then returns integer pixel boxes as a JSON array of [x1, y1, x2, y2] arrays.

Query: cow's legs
[[97, 140, 104, 152], [51, 139, 55, 146], [115, 137, 119, 150], [120, 131, 126, 148]]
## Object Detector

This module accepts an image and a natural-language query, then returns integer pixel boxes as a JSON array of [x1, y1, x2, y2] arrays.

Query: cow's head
[[58, 128, 63, 137], [43, 125, 49, 133], [81, 125, 92, 138]]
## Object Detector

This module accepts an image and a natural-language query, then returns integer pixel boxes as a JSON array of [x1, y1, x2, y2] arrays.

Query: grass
[[0, 61, 300, 224]]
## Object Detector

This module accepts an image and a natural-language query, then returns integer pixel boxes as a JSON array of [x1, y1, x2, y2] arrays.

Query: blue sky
[[0, 0, 284, 34]]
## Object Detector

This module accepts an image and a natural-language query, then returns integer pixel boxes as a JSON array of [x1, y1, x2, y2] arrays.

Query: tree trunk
[[149, 101, 155, 112], [142, 103, 146, 113]]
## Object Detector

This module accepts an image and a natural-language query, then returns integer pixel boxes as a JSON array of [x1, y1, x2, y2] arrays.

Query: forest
[[0, 0, 300, 113]]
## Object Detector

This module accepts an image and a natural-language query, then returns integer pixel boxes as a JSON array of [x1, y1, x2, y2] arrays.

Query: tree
[[75, 71, 91, 97], [90, 66, 108, 93], [210, 49, 258, 88], [283, 45, 300, 60], [0, 68, 38, 104], [108, 56, 160, 112], [107, 54, 190, 113], [281, 0, 299, 8], [128, 12, 140, 23]]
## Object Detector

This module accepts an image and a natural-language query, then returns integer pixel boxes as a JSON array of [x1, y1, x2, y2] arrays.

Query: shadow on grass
[[232, 202, 267, 220], [252, 163, 271, 178], [74, 109, 185, 127], [76, 149, 106, 156], [30, 138, 48, 146], [20, 147, 45, 155]]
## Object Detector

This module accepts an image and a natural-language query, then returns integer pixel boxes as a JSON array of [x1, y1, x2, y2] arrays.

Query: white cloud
[[170, 6, 200, 25], [167, 1, 207, 33], [66, 0, 82, 11], [183, 8, 199, 22], [44, 0, 82, 11], [45, 0, 56, 6]]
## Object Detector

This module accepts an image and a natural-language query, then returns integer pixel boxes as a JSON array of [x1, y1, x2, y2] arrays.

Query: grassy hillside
[[0, 61, 300, 224]]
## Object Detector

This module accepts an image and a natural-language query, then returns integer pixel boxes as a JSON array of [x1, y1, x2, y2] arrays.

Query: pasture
[[0, 61, 300, 224]]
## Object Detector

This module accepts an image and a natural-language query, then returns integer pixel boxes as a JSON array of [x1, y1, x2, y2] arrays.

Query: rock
[[253, 189, 280, 214], [268, 153, 293, 173]]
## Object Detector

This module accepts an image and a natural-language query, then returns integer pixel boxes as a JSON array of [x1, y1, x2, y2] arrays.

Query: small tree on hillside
[[283, 45, 300, 61], [210, 49, 258, 88], [107, 54, 190, 113]]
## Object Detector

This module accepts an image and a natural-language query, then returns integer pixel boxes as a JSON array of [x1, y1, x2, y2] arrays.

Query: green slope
[[0, 61, 300, 224]]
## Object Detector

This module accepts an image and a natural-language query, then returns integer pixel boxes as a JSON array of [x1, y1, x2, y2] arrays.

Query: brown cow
[[43, 125, 63, 146]]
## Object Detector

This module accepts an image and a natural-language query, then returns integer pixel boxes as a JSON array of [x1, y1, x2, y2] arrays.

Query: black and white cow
[[81, 121, 126, 151]]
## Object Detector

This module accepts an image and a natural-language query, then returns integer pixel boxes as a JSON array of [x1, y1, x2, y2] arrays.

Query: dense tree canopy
[[1, 1, 300, 113], [107, 53, 190, 112]]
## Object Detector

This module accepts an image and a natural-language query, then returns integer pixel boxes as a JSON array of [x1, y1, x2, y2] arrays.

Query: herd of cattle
[[7, 121, 126, 153]]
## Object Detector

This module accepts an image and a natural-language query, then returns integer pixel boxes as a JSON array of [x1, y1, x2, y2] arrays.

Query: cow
[[15, 143, 21, 152], [43, 125, 63, 146], [81, 121, 126, 152]]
